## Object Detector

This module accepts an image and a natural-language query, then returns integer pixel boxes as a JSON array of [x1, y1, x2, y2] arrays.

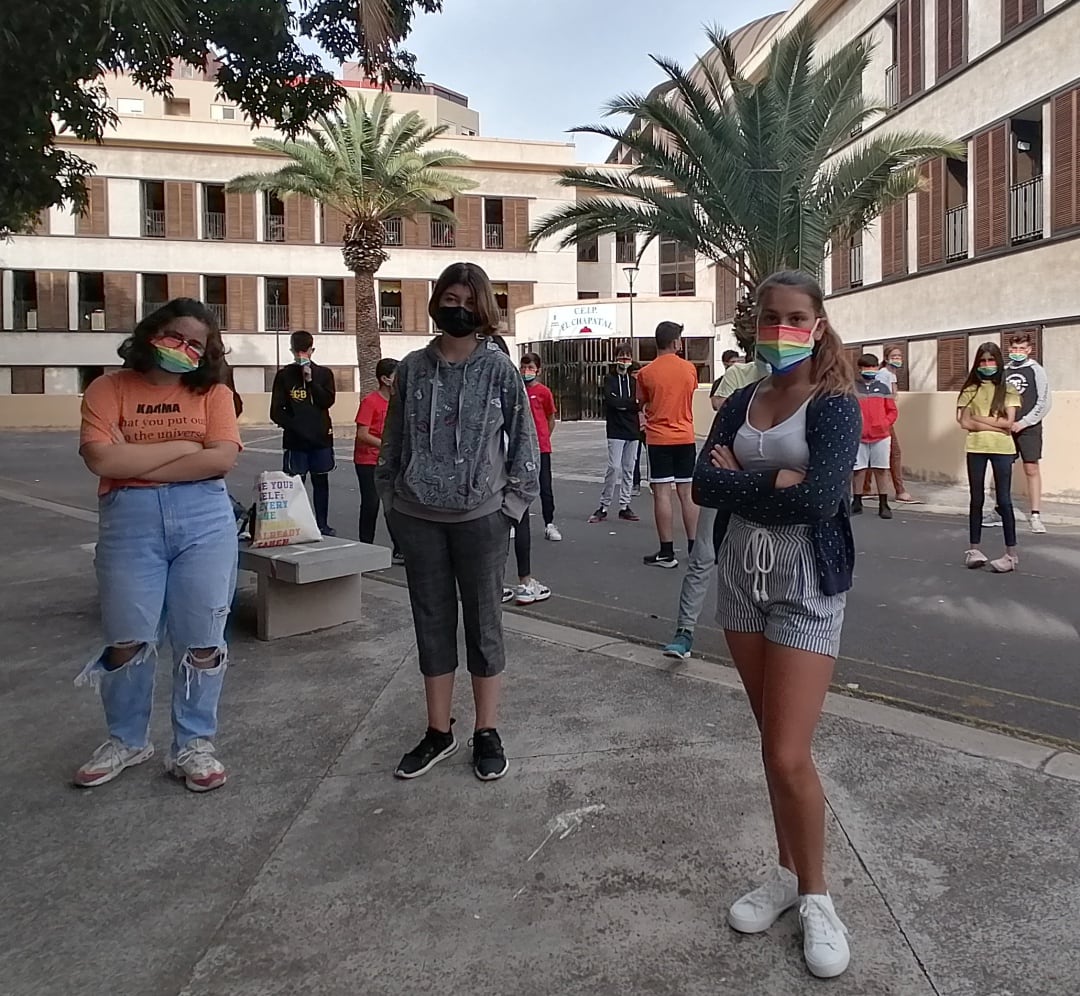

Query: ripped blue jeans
[[76, 480, 238, 753]]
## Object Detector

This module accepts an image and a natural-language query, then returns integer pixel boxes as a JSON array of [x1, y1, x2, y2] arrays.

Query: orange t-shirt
[[80, 370, 243, 495], [635, 352, 698, 445]]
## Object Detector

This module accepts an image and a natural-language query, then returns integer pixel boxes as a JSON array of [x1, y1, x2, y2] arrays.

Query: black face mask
[[436, 306, 481, 338]]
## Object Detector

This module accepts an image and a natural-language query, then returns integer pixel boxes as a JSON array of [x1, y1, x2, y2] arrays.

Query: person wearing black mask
[[377, 262, 540, 782], [590, 343, 640, 523]]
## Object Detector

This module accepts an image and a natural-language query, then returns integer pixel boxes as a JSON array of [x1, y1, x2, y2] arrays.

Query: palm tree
[[530, 17, 964, 349], [226, 92, 474, 393]]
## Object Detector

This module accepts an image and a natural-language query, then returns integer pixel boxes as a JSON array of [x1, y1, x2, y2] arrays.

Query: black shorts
[[647, 443, 697, 484], [1014, 424, 1043, 463], [283, 446, 336, 476]]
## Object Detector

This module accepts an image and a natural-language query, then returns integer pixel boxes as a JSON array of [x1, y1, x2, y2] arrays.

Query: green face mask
[[977, 365, 998, 379]]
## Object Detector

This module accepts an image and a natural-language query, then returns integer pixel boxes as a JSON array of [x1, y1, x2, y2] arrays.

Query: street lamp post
[[622, 265, 639, 353]]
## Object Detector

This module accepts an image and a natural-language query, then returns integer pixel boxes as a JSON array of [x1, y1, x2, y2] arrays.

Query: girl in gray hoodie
[[377, 262, 540, 782]]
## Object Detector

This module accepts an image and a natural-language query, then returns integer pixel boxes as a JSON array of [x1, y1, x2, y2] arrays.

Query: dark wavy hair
[[959, 341, 1009, 417], [117, 298, 226, 394]]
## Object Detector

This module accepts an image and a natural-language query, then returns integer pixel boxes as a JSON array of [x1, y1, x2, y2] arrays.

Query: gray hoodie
[[375, 337, 541, 523]]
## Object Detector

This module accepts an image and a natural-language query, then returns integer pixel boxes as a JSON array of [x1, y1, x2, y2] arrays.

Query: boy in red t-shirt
[[354, 358, 401, 560], [510, 352, 558, 605], [853, 353, 898, 520]]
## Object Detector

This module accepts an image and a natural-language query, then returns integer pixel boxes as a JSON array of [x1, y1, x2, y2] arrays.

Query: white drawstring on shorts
[[743, 527, 776, 603]]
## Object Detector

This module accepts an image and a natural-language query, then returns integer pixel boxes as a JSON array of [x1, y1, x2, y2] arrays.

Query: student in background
[[636, 321, 700, 569], [957, 342, 1021, 573], [521, 352, 561, 544], [354, 357, 401, 563], [590, 344, 640, 523], [872, 344, 920, 504], [270, 331, 337, 536], [852, 353, 898, 519], [710, 349, 742, 411], [1005, 332, 1052, 533]]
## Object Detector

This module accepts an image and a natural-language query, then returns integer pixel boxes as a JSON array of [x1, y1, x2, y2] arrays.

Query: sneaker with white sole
[[74, 737, 154, 787], [515, 578, 551, 605], [164, 738, 227, 792], [395, 724, 458, 779], [727, 865, 799, 933], [1030, 512, 1047, 534], [502, 586, 516, 603], [799, 893, 850, 978], [661, 630, 693, 659], [990, 553, 1019, 573], [982, 509, 1002, 527], [544, 523, 562, 542], [964, 549, 989, 569]]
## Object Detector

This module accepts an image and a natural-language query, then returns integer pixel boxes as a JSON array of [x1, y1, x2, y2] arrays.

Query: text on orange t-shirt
[[80, 370, 243, 494], [635, 352, 698, 445]]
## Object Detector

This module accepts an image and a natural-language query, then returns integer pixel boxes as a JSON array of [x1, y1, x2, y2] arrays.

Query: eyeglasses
[[153, 332, 206, 360]]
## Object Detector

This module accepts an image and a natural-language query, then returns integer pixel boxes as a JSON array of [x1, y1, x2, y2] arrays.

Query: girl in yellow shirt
[[956, 342, 1021, 572]]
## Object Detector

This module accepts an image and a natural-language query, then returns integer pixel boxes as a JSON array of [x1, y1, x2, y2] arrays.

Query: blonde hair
[[755, 270, 854, 399]]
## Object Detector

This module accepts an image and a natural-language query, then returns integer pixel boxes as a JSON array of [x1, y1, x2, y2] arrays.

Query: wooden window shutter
[[831, 235, 850, 292], [225, 192, 255, 241], [1051, 87, 1079, 234], [936, 0, 964, 77], [881, 200, 909, 279], [891, 341, 911, 392], [167, 274, 200, 300], [322, 205, 346, 245], [344, 276, 357, 334], [288, 277, 318, 331], [11, 367, 46, 395], [973, 125, 1009, 254], [104, 272, 137, 330], [502, 198, 531, 251], [164, 182, 196, 238], [507, 283, 535, 332], [402, 214, 430, 248], [936, 334, 968, 391], [715, 261, 737, 323], [917, 158, 945, 269], [1004, 0, 1040, 36], [227, 276, 256, 331], [76, 177, 109, 236], [36, 271, 70, 329], [285, 198, 315, 244], [401, 279, 431, 333], [897, 0, 923, 103], [456, 196, 483, 250]]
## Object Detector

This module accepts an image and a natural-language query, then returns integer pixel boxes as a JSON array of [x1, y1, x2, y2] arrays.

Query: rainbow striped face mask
[[755, 322, 819, 373], [153, 343, 200, 374]]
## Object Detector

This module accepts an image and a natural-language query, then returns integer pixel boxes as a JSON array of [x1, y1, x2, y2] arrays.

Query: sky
[[398, 0, 784, 163]]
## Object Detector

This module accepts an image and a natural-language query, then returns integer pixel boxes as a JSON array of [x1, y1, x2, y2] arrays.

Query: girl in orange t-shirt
[[73, 298, 242, 793]]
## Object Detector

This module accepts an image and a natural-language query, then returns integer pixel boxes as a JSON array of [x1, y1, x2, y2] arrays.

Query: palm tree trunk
[[353, 269, 382, 396]]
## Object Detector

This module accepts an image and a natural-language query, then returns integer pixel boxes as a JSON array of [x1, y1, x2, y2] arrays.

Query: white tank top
[[732, 385, 811, 473]]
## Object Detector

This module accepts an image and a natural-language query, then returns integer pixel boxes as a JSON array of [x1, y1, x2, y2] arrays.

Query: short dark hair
[[1009, 331, 1034, 347], [857, 353, 879, 368], [117, 298, 226, 394], [615, 342, 633, 360], [428, 262, 501, 334], [721, 349, 740, 364], [290, 331, 314, 353], [375, 357, 398, 381], [655, 321, 684, 350], [520, 352, 542, 368]]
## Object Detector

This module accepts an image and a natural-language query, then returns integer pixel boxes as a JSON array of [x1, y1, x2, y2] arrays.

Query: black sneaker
[[878, 496, 893, 520], [320, 525, 337, 537], [588, 507, 607, 523], [394, 722, 458, 779], [471, 728, 509, 781], [643, 551, 679, 569], [618, 507, 640, 521]]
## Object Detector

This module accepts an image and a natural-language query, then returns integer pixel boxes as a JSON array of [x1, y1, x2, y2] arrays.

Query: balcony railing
[[266, 215, 286, 243], [380, 306, 402, 331], [143, 209, 165, 238], [498, 307, 509, 327], [431, 220, 455, 248], [1010, 177, 1043, 244], [945, 204, 968, 261], [615, 240, 637, 263], [849, 243, 864, 287], [484, 223, 504, 249], [206, 302, 227, 328], [141, 299, 167, 319], [78, 302, 106, 331], [322, 304, 345, 332], [13, 301, 37, 330], [265, 304, 289, 330], [885, 64, 898, 109], [383, 217, 403, 246], [203, 211, 225, 240]]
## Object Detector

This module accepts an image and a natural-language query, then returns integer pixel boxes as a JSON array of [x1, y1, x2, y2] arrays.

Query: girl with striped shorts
[[692, 271, 861, 980]]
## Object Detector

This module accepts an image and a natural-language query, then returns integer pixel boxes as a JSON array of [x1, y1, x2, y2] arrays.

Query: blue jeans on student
[[75, 480, 238, 753], [967, 452, 1017, 547]]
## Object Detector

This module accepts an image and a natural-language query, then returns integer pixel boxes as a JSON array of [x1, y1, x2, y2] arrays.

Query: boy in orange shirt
[[635, 321, 701, 568]]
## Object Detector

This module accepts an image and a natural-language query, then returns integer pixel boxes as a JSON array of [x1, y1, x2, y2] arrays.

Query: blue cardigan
[[693, 385, 862, 596]]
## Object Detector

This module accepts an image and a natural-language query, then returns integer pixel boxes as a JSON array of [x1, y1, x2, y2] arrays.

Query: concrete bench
[[238, 537, 391, 641]]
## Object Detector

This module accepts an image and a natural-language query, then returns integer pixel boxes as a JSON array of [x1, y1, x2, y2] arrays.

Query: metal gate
[[523, 338, 622, 421]]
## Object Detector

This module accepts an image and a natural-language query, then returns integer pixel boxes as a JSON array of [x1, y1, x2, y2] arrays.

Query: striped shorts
[[715, 516, 846, 658]]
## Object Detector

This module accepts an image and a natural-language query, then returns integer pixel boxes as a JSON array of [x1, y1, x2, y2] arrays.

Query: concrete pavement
[[3, 494, 1080, 995]]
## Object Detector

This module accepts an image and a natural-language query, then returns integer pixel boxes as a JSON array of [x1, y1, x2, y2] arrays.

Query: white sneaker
[[514, 578, 552, 605], [799, 893, 850, 978], [964, 549, 988, 569], [982, 510, 1001, 527], [544, 523, 562, 542], [501, 587, 515, 604], [727, 865, 799, 933], [74, 737, 154, 787], [165, 738, 227, 792], [1030, 512, 1047, 534]]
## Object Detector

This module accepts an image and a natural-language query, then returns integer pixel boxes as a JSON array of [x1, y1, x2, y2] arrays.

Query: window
[[116, 98, 145, 115], [1010, 109, 1044, 245], [204, 275, 227, 328], [682, 337, 714, 384], [659, 236, 696, 296], [431, 199, 455, 248], [491, 282, 509, 328], [1003, 0, 1041, 37], [379, 281, 402, 331], [936, 0, 965, 78], [13, 270, 37, 330], [211, 104, 238, 121], [203, 184, 226, 240], [141, 273, 168, 317], [384, 217, 403, 245], [936, 334, 968, 391], [484, 198, 504, 249], [11, 367, 45, 395], [329, 367, 356, 391], [165, 97, 190, 117], [577, 291, 600, 300], [264, 193, 285, 243], [322, 278, 345, 332], [577, 234, 599, 262], [886, 1, 923, 107], [78, 367, 106, 393], [78, 272, 106, 331], [174, 62, 198, 80], [141, 181, 165, 237], [945, 157, 968, 261], [615, 231, 636, 264], [265, 277, 289, 330]]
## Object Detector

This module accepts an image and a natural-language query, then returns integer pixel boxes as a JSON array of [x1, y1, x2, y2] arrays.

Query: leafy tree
[[1, 0, 442, 234], [530, 18, 964, 349], [226, 93, 473, 393]]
